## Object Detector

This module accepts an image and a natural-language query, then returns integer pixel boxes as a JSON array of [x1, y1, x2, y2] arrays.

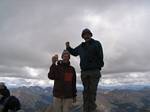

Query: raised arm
[[48, 55, 59, 80], [48, 64, 58, 80], [66, 42, 79, 56]]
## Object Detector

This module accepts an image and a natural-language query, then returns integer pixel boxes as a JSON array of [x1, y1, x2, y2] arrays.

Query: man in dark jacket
[[66, 28, 104, 112], [48, 50, 77, 112]]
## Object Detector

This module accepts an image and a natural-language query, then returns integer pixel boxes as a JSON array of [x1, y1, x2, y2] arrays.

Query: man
[[48, 50, 77, 112], [66, 28, 104, 112]]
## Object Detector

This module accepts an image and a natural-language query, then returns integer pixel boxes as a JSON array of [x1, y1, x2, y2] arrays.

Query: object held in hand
[[52, 54, 58, 64]]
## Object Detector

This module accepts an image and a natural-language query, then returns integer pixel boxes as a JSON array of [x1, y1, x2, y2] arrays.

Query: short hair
[[61, 50, 70, 59], [81, 28, 93, 37]]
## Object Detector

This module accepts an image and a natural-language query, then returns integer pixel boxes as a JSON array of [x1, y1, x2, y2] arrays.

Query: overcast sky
[[0, 0, 150, 87]]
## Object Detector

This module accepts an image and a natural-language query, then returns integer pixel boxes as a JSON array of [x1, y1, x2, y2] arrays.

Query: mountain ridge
[[10, 86, 150, 112]]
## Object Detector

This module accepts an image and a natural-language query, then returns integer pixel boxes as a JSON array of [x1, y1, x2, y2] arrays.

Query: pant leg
[[53, 97, 63, 112], [62, 98, 72, 112], [88, 70, 101, 112], [81, 71, 90, 112]]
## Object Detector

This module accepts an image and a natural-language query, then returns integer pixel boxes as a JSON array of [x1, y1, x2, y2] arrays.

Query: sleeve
[[48, 64, 59, 80], [72, 67, 77, 97], [96, 41, 104, 68], [66, 45, 80, 56]]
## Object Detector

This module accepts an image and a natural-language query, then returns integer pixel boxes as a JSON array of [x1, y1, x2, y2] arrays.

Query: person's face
[[62, 53, 70, 63], [82, 33, 91, 41]]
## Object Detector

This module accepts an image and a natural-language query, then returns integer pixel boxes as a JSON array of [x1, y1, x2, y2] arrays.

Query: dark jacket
[[67, 38, 104, 71], [3, 96, 21, 112], [48, 60, 77, 98]]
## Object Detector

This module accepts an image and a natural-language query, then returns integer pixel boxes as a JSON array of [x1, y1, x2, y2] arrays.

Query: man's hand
[[52, 54, 58, 64], [73, 97, 76, 103], [65, 42, 70, 48]]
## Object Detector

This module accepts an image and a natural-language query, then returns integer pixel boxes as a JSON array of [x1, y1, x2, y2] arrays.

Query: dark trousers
[[81, 69, 101, 112]]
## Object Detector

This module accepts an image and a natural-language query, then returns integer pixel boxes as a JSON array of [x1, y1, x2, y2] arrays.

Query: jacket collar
[[57, 60, 70, 66], [81, 38, 94, 46]]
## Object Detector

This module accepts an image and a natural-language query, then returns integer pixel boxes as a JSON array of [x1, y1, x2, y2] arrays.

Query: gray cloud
[[0, 0, 150, 86]]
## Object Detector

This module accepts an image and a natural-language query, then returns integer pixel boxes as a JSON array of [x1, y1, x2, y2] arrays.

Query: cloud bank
[[0, 0, 150, 86]]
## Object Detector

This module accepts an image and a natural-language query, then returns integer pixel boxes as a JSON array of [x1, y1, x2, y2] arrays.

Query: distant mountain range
[[10, 86, 53, 112], [98, 84, 150, 91], [10, 85, 150, 112]]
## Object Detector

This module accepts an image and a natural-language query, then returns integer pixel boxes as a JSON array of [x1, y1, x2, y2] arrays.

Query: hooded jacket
[[48, 60, 77, 98]]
